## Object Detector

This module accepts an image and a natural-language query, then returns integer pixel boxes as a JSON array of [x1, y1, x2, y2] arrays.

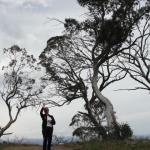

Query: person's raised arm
[[51, 115, 56, 125], [40, 104, 45, 118]]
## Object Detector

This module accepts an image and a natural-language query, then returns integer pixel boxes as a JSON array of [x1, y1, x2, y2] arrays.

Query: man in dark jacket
[[40, 104, 56, 150]]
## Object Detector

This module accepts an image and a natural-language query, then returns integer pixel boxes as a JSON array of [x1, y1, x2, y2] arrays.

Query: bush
[[109, 123, 133, 140], [73, 123, 133, 141], [120, 123, 133, 140]]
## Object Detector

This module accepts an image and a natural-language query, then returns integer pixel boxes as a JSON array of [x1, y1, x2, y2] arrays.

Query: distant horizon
[[1, 134, 150, 145]]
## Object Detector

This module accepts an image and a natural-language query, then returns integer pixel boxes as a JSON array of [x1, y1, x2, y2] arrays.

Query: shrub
[[109, 123, 133, 140], [120, 123, 133, 140]]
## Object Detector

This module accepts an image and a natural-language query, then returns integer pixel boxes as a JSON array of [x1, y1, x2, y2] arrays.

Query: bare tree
[[117, 17, 150, 91], [0, 45, 43, 138]]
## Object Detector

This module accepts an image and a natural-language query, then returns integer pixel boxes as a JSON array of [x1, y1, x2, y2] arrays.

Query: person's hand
[[43, 103, 45, 108]]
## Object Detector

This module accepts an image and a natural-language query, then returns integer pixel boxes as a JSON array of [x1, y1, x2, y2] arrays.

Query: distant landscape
[[1, 135, 150, 146], [0, 136, 79, 145]]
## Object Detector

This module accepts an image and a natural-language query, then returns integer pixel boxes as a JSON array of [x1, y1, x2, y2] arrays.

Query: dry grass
[[0, 143, 81, 150], [3, 140, 150, 150], [81, 139, 150, 150], [2, 145, 41, 150]]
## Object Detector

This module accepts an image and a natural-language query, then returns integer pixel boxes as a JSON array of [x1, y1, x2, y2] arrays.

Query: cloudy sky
[[0, 0, 150, 140]]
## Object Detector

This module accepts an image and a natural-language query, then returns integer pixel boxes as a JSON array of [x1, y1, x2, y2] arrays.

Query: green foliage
[[70, 101, 106, 141], [64, 18, 80, 34], [72, 123, 133, 141], [120, 123, 133, 140], [72, 126, 107, 141], [109, 123, 133, 140]]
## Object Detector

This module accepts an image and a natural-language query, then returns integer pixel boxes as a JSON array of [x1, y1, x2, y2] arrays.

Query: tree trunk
[[92, 67, 116, 128], [84, 100, 100, 127], [0, 109, 19, 138], [0, 120, 14, 138]]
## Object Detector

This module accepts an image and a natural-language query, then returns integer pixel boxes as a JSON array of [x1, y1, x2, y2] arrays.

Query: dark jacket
[[40, 107, 56, 130]]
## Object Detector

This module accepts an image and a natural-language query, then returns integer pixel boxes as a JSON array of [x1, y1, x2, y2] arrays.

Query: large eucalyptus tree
[[39, 0, 150, 130]]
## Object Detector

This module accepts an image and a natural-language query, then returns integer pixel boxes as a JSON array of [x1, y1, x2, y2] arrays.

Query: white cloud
[[0, 0, 53, 9], [23, 0, 52, 8]]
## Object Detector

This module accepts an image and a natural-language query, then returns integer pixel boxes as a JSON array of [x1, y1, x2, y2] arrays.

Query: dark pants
[[42, 127, 53, 150]]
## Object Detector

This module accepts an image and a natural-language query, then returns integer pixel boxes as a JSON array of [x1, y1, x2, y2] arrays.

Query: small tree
[[0, 45, 42, 138], [108, 122, 133, 140]]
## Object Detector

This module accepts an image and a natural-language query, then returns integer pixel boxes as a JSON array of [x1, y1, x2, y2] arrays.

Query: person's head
[[44, 107, 49, 115]]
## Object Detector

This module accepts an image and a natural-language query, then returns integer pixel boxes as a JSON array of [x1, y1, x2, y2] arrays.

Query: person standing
[[40, 104, 56, 150]]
